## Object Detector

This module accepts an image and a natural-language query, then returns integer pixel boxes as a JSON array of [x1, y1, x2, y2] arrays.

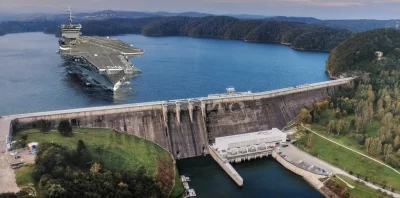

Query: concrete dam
[[1, 78, 353, 159]]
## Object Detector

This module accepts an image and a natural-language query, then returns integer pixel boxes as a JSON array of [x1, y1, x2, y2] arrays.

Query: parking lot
[[10, 148, 36, 165], [277, 143, 346, 175]]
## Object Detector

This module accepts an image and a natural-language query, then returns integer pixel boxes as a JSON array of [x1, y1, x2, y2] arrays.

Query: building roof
[[214, 128, 286, 150]]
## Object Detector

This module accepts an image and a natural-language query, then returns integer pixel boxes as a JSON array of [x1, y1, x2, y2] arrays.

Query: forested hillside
[[82, 16, 352, 51], [326, 28, 400, 77], [0, 16, 352, 51], [296, 28, 400, 189], [0, 20, 60, 34], [314, 20, 398, 32], [139, 16, 352, 51]]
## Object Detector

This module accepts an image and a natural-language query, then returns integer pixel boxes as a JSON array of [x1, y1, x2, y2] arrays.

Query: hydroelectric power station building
[[58, 10, 144, 91], [214, 128, 287, 163]]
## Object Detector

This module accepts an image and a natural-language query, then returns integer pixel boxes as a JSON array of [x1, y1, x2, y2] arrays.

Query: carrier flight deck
[[58, 10, 144, 91]]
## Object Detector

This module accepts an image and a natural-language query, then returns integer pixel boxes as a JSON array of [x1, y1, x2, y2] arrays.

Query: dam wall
[[205, 86, 338, 140], [4, 78, 353, 158]]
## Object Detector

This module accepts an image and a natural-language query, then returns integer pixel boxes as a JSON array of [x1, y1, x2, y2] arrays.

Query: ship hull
[[61, 55, 131, 91]]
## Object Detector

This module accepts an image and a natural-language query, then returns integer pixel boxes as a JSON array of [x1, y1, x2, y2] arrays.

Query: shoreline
[[0, 31, 333, 52]]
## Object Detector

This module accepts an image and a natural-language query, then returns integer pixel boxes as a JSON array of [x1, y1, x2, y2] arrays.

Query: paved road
[[288, 125, 400, 197], [0, 116, 20, 193], [0, 153, 20, 193], [280, 144, 400, 197], [0, 117, 11, 153]]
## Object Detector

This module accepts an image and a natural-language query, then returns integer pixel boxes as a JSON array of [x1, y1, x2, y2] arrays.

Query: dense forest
[[327, 29, 400, 167], [0, 16, 352, 51], [326, 28, 400, 77], [297, 28, 400, 188], [0, 20, 60, 35], [82, 16, 352, 51], [1, 142, 168, 198], [32, 142, 167, 198], [138, 16, 352, 51]]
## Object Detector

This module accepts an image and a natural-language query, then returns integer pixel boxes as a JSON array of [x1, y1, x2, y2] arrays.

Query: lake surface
[[0, 32, 329, 116], [0, 32, 328, 197], [178, 156, 323, 198]]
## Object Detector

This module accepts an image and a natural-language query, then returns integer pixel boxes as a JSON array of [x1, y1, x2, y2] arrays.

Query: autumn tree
[[328, 120, 335, 134], [90, 163, 101, 174], [336, 119, 345, 135], [383, 144, 393, 161], [364, 137, 382, 156], [354, 116, 363, 133], [306, 133, 314, 148], [377, 126, 393, 144], [382, 112, 394, 127], [377, 107, 385, 120], [394, 136, 400, 150], [299, 108, 312, 123]]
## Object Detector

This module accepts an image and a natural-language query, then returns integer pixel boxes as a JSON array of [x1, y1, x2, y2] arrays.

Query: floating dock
[[181, 175, 196, 197]]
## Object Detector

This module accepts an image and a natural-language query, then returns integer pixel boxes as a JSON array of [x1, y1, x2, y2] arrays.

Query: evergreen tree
[[57, 120, 72, 137], [40, 120, 52, 133], [77, 140, 87, 156]]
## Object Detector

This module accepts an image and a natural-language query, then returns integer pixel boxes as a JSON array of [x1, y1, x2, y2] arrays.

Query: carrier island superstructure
[[58, 10, 144, 91]]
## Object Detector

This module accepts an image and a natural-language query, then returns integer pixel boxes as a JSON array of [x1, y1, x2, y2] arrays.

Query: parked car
[[14, 156, 21, 159], [282, 144, 289, 147]]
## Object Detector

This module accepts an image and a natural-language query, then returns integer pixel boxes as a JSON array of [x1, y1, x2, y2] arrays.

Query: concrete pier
[[208, 145, 243, 186]]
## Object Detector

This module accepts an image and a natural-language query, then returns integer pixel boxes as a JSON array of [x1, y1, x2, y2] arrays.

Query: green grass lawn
[[169, 166, 185, 198], [297, 130, 400, 190], [309, 122, 381, 156], [309, 109, 389, 161], [15, 128, 184, 197], [15, 165, 34, 186], [334, 175, 392, 198]]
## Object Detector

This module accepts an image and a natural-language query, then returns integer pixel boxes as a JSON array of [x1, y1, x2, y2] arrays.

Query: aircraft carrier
[[58, 10, 144, 91]]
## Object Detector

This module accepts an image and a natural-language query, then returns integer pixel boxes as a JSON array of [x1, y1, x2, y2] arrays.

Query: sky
[[1, 0, 400, 19]]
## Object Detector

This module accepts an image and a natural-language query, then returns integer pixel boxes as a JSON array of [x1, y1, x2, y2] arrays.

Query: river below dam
[[0, 32, 328, 197]]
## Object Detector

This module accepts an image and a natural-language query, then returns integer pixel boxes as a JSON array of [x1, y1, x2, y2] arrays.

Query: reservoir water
[[0, 32, 328, 197]]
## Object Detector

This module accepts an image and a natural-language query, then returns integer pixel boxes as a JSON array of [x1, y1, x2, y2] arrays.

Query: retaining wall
[[272, 151, 326, 189]]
